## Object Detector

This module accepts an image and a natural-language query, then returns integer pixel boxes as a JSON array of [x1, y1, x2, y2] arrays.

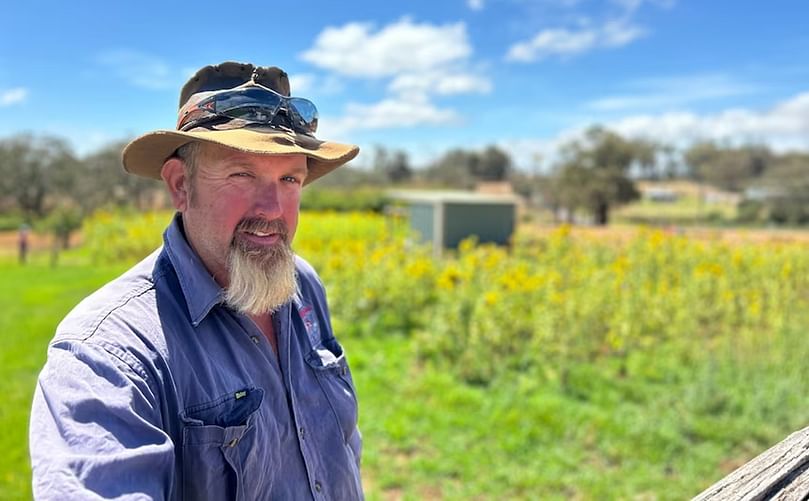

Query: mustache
[[235, 217, 289, 236], [230, 217, 289, 253]]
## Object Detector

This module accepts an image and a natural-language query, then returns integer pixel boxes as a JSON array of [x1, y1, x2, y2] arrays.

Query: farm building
[[389, 190, 518, 256]]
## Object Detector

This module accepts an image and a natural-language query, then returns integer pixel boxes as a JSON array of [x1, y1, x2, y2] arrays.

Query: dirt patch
[[0, 230, 58, 256], [520, 223, 809, 246]]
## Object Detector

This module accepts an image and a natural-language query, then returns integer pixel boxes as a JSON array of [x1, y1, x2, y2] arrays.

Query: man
[[18, 222, 29, 264], [29, 62, 363, 500]]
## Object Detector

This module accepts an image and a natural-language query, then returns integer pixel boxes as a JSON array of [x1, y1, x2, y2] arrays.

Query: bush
[[301, 187, 389, 212], [0, 213, 25, 232], [82, 209, 171, 263], [736, 199, 765, 224]]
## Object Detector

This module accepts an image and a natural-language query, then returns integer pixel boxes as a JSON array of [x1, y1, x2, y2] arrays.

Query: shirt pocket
[[304, 337, 359, 443], [180, 387, 265, 501]]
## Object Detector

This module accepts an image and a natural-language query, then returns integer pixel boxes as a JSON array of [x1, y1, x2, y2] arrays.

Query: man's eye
[[282, 175, 301, 184], [230, 172, 253, 178]]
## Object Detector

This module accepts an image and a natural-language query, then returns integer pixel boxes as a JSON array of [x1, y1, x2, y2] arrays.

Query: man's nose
[[253, 182, 282, 218]]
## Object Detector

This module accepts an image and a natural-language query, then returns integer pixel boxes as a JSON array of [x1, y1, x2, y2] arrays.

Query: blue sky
[[1, 0, 808, 169]]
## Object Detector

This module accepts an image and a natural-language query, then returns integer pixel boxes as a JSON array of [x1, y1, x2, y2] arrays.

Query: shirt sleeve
[[30, 340, 174, 500]]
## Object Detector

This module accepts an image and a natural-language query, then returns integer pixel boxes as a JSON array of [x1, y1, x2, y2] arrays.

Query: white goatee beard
[[224, 231, 298, 316]]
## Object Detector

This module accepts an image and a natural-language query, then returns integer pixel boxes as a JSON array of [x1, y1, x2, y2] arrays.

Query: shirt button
[[314, 481, 322, 492], [227, 438, 239, 448], [299, 427, 305, 439], [251, 336, 260, 345]]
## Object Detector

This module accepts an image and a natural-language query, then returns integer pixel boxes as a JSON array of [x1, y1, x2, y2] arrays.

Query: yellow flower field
[[17, 209, 809, 498]]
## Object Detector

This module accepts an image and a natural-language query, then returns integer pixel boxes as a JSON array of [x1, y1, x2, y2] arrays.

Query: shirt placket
[[278, 305, 327, 500]]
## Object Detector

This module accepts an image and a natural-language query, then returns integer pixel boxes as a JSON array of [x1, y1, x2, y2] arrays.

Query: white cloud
[[467, 0, 485, 11], [97, 50, 184, 90], [0, 87, 28, 106], [289, 73, 315, 94], [321, 94, 460, 137], [611, 0, 676, 12], [288, 73, 346, 98], [506, 19, 645, 62], [601, 19, 646, 46], [302, 18, 490, 131], [587, 74, 757, 112], [503, 90, 809, 169], [505, 0, 675, 63], [301, 18, 472, 78], [388, 70, 492, 97], [607, 91, 809, 151]]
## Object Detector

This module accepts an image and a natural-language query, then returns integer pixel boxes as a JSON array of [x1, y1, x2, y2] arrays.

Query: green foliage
[[369, 146, 413, 184], [39, 206, 83, 249], [0, 213, 25, 231], [550, 126, 651, 225], [748, 153, 809, 225], [615, 191, 738, 226], [684, 142, 771, 192], [736, 199, 766, 224], [421, 145, 513, 187], [7, 212, 809, 499], [0, 133, 78, 218], [82, 209, 171, 263], [77, 140, 161, 212], [0, 261, 129, 500], [301, 187, 390, 212]]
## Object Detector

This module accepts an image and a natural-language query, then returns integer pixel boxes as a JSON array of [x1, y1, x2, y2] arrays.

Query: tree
[[0, 134, 78, 218], [422, 145, 514, 188], [422, 149, 479, 188], [80, 140, 160, 211], [385, 151, 413, 184], [475, 146, 512, 181], [551, 126, 653, 225], [368, 146, 412, 185], [752, 153, 809, 224], [684, 142, 771, 192]]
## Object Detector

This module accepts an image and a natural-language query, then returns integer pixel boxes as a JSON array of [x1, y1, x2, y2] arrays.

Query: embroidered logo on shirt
[[299, 305, 321, 348]]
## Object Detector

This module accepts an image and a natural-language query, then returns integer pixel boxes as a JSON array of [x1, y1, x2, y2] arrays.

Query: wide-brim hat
[[122, 62, 359, 185]]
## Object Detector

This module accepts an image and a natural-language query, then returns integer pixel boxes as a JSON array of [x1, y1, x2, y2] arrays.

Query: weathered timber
[[694, 425, 809, 500]]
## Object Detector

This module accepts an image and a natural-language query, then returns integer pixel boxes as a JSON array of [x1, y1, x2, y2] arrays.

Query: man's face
[[165, 143, 307, 314]]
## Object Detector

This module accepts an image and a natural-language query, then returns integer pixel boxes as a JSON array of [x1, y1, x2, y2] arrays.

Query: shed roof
[[388, 190, 518, 205]]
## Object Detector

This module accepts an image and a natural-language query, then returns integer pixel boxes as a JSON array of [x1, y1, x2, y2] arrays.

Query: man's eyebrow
[[287, 163, 308, 177]]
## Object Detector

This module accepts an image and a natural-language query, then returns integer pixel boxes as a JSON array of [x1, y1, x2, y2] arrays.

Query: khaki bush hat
[[122, 61, 359, 185]]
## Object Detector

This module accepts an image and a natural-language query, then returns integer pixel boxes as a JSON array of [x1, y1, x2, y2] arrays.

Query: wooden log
[[694, 425, 809, 500]]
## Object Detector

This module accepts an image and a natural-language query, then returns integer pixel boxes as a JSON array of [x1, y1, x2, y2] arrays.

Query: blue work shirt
[[29, 215, 363, 500]]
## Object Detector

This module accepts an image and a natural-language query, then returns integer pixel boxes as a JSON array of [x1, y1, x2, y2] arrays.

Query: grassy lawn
[[0, 258, 128, 499], [4, 249, 809, 499]]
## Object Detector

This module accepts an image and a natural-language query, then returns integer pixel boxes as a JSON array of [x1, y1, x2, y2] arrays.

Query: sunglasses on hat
[[177, 80, 319, 136]]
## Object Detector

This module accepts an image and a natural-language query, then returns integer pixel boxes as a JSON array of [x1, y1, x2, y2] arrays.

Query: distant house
[[743, 186, 784, 201], [643, 187, 679, 203]]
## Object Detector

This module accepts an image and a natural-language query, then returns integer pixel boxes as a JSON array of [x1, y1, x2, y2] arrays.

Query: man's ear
[[161, 158, 189, 211]]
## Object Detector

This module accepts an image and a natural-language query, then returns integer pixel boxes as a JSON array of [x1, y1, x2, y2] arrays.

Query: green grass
[[614, 194, 737, 226], [4, 253, 809, 499], [0, 257, 128, 500], [352, 333, 809, 499]]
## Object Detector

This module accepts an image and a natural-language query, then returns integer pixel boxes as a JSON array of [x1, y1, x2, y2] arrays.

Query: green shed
[[390, 190, 518, 255]]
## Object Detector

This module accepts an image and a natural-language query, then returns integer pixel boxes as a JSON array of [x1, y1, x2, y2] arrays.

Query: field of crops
[[4, 210, 809, 499]]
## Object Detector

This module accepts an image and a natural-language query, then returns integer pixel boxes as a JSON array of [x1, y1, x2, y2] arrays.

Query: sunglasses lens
[[288, 98, 319, 134], [214, 88, 283, 115]]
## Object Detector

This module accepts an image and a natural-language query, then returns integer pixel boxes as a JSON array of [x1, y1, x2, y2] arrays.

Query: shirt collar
[[163, 213, 223, 326]]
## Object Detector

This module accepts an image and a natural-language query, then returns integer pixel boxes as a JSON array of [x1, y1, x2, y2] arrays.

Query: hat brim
[[122, 128, 359, 186]]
